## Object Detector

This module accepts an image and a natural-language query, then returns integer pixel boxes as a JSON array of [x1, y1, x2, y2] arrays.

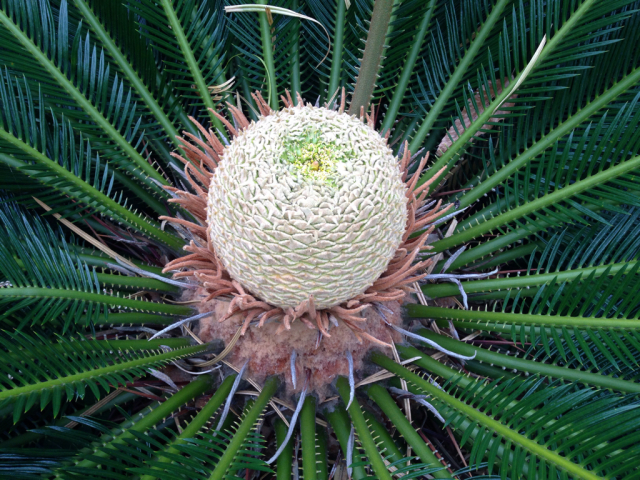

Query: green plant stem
[[438, 242, 539, 273], [367, 384, 454, 479], [371, 352, 601, 480], [380, 0, 436, 134], [275, 418, 294, 480], [434, 318, 542, 335], [1, 343, 208, 404], [209, 376, 279, 480], [315, 426, 329, 480], [106, 338, 193, 349], [336, 376, 393, 480], [348, 0, 395, 116], [140, 374, 237, 480], [394, 346, 541, 416], [4, 338, 193, 366], [158, 0, 223, 132], [408, 305, 640, 331], [11, 258, 175, 293], [450, 172, 640, 270], [327, 0, 347, 99], [73, 0, 182, 151], [376, 0, 400, 69], [187, 5, 230, 107], [391, 346, 471, 386], [362, 410, 403, 464], [73, 375, 212, 469], [447, 219, 553, 270], [415, 328, 640, 393], [96, 272, 178, 292], [0, 287, 192, 315], [301, 396, 317, 480], [525, 0, 597, 69], [457, 192, 529, 233], [93, 313, 175, 325], [393, 375, 525, 477], [290, 0, 301, 99], [70, 247, 167, 276], [324, 405, 368, 480], [421, 260, 636, 298], [450, 179, 640, 269], [257, 0, 279, 110], [408, 0, 509, 153], [436, 319, 596, 346], [0, 10, 167, 186], [465, 360, 519, 380]]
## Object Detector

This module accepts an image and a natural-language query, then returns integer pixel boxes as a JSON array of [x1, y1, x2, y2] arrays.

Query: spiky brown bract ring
[[161, 91, 449, 392]]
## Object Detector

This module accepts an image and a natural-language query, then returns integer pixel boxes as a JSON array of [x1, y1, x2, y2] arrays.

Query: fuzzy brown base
[[194, 287, 403, 400]]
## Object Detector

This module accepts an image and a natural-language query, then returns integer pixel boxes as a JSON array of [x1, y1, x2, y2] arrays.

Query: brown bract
[[161, 90, 449, 350]]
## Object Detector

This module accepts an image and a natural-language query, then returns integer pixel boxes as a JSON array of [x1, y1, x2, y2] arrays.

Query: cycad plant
[[1, 0, 640, 478]]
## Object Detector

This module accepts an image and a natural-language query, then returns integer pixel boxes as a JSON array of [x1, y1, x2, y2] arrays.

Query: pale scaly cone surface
[[207, 106, 408, 310]]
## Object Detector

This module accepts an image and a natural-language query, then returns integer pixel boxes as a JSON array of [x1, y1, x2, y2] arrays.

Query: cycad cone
[[207, 106, 408, 309]]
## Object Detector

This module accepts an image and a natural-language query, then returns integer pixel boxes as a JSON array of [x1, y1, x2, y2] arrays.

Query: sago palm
[[1, 0, 640, 478]]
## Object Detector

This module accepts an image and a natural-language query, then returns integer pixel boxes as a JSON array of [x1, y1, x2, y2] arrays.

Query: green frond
[[367, 384, 454, 479], [0, 330, 208, 424], [126, 0, 228, 131], [325, 402, 369, 480], [65, 376, 278, 480], [0, 200, 189, 329], [337, 376, 393, 480], [348, 0, 394, 115], [411, 328, 640, 393], [56, 374, 214, 475], [375, 353, 640, 479], [69, 0, 185, 155], [0, 389, 140, 449], [0, 71, 183, 249], [0, 0, 170, 189], [0, 200, 105, 329]]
